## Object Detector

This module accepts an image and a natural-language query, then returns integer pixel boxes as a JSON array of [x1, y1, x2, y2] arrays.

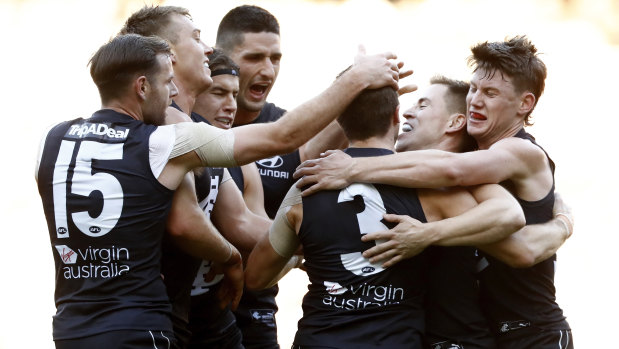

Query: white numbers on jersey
[[52, 140, 124, 238], [198, 175, 221, 219], [337, 183, 387, 276]]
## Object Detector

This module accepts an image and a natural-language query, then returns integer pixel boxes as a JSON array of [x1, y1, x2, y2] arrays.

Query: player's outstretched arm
[[294, 137, 536, 196], [361, 184, 524, 268], [478, 193, 574, 268], [231, 47, 400, 165]]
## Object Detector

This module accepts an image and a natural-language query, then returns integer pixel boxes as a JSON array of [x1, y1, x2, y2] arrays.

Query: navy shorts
[[55, 330, 179, 349]]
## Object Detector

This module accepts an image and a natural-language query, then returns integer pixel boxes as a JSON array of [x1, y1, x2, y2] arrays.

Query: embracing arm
[[431, 184, 526, 246], [361, 184, 524, 267], [477, 193, 574, 267], [211, 177, 272, 258], [295, 137, 536, 196]]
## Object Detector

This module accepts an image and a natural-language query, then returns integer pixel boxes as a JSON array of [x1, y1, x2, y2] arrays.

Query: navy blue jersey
[[478, 129, 570, 339], [37, 109, 174, 340], [159, 107, 231, 346], [242, 102, 300, 219], [231, 102, 292, 348], [424, 246, 496, 348], [294, 148, 428, 349]]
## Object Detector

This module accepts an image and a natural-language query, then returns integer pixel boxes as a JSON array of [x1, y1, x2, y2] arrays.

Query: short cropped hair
[[467, 35, 547, 125], [336, 67, 398, 141], [208, 48, 240, 73], [119, 5, 191, 44], [216, 5, 279, 52], [429, 75, 470, 116], [89, 34, 171, 104]]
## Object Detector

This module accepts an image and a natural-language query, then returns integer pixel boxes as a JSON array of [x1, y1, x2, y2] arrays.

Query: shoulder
[[257, 102, 287, 122], [491, 136, 548, 169]]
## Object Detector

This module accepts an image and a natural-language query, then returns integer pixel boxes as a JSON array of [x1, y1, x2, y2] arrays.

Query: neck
[[172, 78, 202, 115], [103, 101, 141, 121], [233, 107, 261, 126], [476, 122, 522, 150], [349, 135, 395, 151]]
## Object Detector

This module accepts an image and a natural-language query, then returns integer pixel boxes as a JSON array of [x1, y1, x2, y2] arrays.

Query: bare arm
[[211, 179, 272, 258], [294, 137, 540, 196], [298, 120, 348, 163], [166, 173, 243, 309], [239, 164, 269, 218], [231, 49, 399, 165], [477, 193, 574, 267], [361, 184, 524, 267]]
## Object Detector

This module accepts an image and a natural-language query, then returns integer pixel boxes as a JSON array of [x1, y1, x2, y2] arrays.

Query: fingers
[[398, 83, 418, 96], [367, 246, 398, 264], [398, 68, 413, 80], [361, 231, 387, 242], [382, 255, 402, 268], [320, 149, 340, 158], [300, 182, 322, 197], [362, 239, 392, 259], [382, 213, 407, 224]]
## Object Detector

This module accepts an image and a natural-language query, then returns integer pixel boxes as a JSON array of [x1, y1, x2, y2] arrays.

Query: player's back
[[37, 110, 174, 340], [294, 147, 428, 349]]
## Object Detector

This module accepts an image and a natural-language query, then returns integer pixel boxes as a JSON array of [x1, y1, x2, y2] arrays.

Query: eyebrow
[[418, 97, 430, 104]]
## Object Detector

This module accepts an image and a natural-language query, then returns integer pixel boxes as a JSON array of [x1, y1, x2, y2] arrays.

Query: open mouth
[[214, 116, 233, 128], [249, 83, 270, 100], [469, 111, 487, 120]]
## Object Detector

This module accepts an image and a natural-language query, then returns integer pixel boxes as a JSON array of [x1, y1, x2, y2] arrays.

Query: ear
[[519, 92, 536, 116], [136, 76, 148, 101], [393, 104, 401, 125], [445, 113, 467, 134]]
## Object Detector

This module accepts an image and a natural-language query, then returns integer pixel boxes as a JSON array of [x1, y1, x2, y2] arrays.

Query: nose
[[468, 90, 482, 107], [202, 41, 214, 56], [402, 107, 416, 120], [223, 94, 237, 113], [170, 81, 179, 99], [259, 58, 276, 80]]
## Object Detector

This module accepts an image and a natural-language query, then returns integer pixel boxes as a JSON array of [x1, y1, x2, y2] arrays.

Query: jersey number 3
[[338, 183, 387, 276], [53, 140, 124, 238]]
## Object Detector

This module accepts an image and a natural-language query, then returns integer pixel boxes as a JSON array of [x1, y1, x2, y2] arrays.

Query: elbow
[[507, 209, 526, 235], [505, 251, 536, 268]]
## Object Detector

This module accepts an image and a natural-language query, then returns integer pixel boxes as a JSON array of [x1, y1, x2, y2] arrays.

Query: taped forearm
[[170, 122, 237, 167], [269, 186, 302, 259]]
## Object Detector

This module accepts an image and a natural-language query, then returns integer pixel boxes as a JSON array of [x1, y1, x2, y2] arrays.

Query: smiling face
[[194, 74, 239, 129], [396, 84, 451, 152], [227, 32, 281, 118], [466, 69, 525, 149], [167, 13, 213, 94]]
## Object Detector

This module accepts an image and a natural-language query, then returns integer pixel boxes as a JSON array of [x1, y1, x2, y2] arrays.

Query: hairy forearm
[[435, 186, 525, 246], [350, 150, 462, 188], [214, 209, 271, 257], [273, 70, 368, 152], [478, 218, 568, 268], [166, 175, 240, 265], [300, 120, 347, 162]]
